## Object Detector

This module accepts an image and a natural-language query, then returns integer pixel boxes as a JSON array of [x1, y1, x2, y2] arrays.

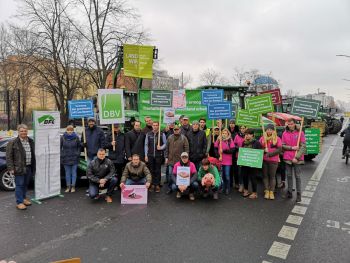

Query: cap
[[88, 117, 96, 122], [229, 119, 235, 124], [192, 120, 199, 125], [181, 152, 189, 157], [265, 124, 275, 130], [183, 116, 189, 120]]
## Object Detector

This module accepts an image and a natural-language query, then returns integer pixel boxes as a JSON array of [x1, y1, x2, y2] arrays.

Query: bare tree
[[232, 67, 259, 86], [199, 68, 227, 86], [68, 0, 149, 89], [285, 89, 300, 97], [174, 73, 192, 89]]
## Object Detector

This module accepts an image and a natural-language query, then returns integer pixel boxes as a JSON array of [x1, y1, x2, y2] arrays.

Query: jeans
[[242, 166, 258, 193], [89, 177, 118, 198], [199, 185, 219, 193], [171, 181, 199, 193], [278, 160, 286, 182], [125, 177, 147, 185], [64, 164, 78, 187], [147, 156, 163, 186], [15, 166, 32, 204], [221, 165, 231, 193], [263, 162, 278, 191], [286, 163, 302, 193], [167, 165, 174, 190]]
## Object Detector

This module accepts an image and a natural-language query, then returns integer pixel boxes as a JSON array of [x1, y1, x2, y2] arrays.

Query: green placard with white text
[[98, 89, 125, 124], [237, 148, 264, 168], [123, 44, 154, 79], [305, 128, 321, 154], [246, 93, 274, 115], [236, 109, 261, 127]]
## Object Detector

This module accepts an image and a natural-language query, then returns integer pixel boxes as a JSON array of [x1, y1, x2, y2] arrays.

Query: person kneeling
[[120, 154, 152, 189], [171, 152, 198, 201], [197, 158, 221, 200], [87, 148, 117, 203]]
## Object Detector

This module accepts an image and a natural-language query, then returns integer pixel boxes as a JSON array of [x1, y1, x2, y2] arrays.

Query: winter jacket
[[106, 131, 126, 164], [241, 139, 262, 150], [197, 165, 221, 188], [165, 134, 189, 166], [341, 127, 350, 144], [214, 138, 235, 165], [259, 136, 282, 163], [233, 133, 245, 158], [121, 161, 152, 184], [282, 128, 306, 163], [144, 131, 167, 158], [125, 129, 145, 159], [6, 137, 36, 176], [172, 161, 197, 184], [83, 125, 106, 159], [142, 125, 153, 135], [163, 128, 174, 139], [181, 125, 192, 138], [87, 157, 115, 184], [61, 132, 81, 166], [187, 129, 207, 162], [208, 134, 219, 158]]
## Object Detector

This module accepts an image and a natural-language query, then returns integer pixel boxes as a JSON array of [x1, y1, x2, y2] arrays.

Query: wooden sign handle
[[158, 108, 161, 147], [82, 118, 87, 161], [295, 117, 304, 158], [112, 124, 116, 151], [261, 114, 268, 152]]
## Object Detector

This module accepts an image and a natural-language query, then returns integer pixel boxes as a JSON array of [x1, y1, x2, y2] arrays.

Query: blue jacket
[[61, 132, 81, 165], [83, 126, 106, 159]]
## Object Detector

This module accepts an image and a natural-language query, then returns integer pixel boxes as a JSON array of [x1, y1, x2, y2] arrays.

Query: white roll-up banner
[[33, 111, 61, 200]]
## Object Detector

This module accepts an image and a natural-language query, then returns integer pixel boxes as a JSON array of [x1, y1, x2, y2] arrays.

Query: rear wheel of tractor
[[331, 119, 342, 134]]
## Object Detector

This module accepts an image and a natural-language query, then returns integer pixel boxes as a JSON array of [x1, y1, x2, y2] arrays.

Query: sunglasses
[[181, 156, 189, 159]]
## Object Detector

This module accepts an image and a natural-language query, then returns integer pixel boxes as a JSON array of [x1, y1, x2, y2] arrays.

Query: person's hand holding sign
[[111, 141, 116, 146], [178, 185, 187, 192], [99, 178, 107, 188]]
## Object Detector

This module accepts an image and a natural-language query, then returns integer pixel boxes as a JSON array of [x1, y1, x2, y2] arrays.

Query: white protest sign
[[176, 166, 191, 186]]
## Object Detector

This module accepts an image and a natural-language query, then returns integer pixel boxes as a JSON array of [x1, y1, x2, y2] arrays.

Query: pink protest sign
[[121, 185, 148, 204]]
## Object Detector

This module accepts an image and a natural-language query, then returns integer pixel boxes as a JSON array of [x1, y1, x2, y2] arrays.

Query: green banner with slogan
[[305, 128, 321, 154], [123, 44, 154, 79], [246, 94, 274, 115], [237, 148, 264, 168], [138, 90, 207, 126], [236, 109, 261, 127], [290, 98, 321, 119]]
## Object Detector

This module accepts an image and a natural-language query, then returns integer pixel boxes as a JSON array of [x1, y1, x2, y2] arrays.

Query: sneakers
[[238, 185, 244, 193], [155, 185, 161, 193], [149, 185, 155, 192], [70, 187, 76, 193], [269, 191, 275, 200], [296, 192, 302, 202], [242, 190, 250, 197], [65, 187, 70, 193], [277, 182, 285, 189], [176, 191, 182, 199], [249, 192, 258, 199], [287, 191, 293, 199], [105, 196, 113, 203], [23, 199, 32, 206], [16, 203, 27, 210], [213, 192, 219, 200], [189, 193, 195, 201], [264, 190, 270, 200]]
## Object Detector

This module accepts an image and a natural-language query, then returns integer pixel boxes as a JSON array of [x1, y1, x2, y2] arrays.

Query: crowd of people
[[6, 115, 306, 210]]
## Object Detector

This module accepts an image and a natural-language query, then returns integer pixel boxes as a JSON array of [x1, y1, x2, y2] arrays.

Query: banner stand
[[31, 193, 64, 205]]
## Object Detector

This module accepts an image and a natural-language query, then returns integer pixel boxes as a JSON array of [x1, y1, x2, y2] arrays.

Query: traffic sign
[[291, 98, 321, 118], [246, 94, 274, 115], [201, 90, 224, 105], [68, 100, 94, 119], [207, 102, 232, 120]]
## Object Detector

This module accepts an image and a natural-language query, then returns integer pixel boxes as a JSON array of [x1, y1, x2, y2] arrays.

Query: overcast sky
[[1, 0, 350, 101]]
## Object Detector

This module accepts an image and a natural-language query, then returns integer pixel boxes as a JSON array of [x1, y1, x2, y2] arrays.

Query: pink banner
[[121, 185, 148, 204]]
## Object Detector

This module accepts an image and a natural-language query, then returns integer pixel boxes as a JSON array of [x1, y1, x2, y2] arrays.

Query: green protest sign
[[98, 89, 125, 124], [236, 109, 261, 127], [123, 44, 153, 79], [305, 128, 321, 154], [246, 93, 274, 115], [151, 91, 173, 107], [237, 148, 264, 168], [290, 98, 321, 118]]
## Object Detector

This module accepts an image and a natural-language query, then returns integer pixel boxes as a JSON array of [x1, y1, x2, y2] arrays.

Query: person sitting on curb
[[197, 158, 221, 200], [87, 148, 117, 203], [120, 154, 152, 189], [171, 152, 198, 201]]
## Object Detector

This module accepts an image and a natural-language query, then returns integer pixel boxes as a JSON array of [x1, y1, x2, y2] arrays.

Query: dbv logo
[[101, 94, 122, 119]]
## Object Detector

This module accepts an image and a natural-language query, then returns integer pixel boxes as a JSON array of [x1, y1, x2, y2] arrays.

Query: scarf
[[180, 160, 190, 166], [64, 132, 77, 140], [264, 131, 278, 145], [243, 138, 255, 148]]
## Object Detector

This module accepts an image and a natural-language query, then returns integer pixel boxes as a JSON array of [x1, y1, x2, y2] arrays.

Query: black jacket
[[83, 125, 106, 159], [6, 137, 36, 176], [87, 157, 115, 183], [181, 125, 192, 138], [60, 133, 81, 166], [187, 129, 207, 162], [341, 127, 350, 144], [125, 129, 145, 159], [106, 131, 126, 164]]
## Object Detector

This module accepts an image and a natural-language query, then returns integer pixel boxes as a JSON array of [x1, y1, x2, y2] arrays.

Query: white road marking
[[292, 205, 307, 215], [305, 185, 317, 191], [308, 180, 319, 186], [286, 215, 303, 226], [299, 197, 311, 205], [302, 191, 314, 198], [326, 220, 340, 228], [278, 225, 298, 240], [262, 261, 272, 263], [267, 241, 291, 260]]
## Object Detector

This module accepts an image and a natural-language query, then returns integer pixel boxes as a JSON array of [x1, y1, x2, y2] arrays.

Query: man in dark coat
[[187, 121, 207, 171], [82, 117, 105, 163], [125, 120, 145, 161], [6, 124, 36, 210], [180, 116, 192, 138], [340, 124, 350, 158]]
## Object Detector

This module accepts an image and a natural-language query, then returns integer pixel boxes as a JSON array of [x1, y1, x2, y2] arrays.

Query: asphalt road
[[0, 134, 349, 263]]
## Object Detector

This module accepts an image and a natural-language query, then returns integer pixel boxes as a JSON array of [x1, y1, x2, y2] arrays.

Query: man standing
[[142, 116, 153, 134], [145, 121, 167, 193], [83, 117, 105, 163], [125, 120, 145, 161], [165, 125, 189, 194], [6, 124, 36, 210], [87, 148, 117, 203], [106, 124, 126, 184], [187, 121, 207, 171]]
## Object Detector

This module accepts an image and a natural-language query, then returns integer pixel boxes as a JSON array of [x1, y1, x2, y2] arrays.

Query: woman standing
[[259, 124, 282, 200], [228, 120, 239, 189], [233, 125, 247, 192], [214, 128, 235, 195], [61, 125, 81, 193]]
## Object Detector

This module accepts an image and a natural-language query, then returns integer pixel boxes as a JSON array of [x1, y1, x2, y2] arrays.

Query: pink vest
[[282, 130, 305, 161], [214, 139, 234, 165], [259, 136, 282, 163]]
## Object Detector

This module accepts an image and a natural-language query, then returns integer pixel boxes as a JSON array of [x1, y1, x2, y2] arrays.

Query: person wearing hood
[[187, 120, 207, 171], [259, 124, 282, 200], [214, 128, 235, 195], [82, 117, 106, 163], [61, 125, 82, 193], [282, 118, 306, 203], [233, 125, 247, 193], [340, 123, 350, 158]]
